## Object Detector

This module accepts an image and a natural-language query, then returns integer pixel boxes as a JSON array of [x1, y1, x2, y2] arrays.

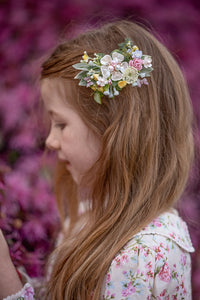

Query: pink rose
[[129, 58, 143, 70], [158, 263, 172, 283]]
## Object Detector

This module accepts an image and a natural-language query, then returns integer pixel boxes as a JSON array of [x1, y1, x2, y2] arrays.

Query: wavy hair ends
[[41, 20, 194, 300]]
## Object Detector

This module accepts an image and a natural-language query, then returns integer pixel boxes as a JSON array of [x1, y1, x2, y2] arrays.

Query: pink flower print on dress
[[180, 254, 186, 266], [145, 261, 154, 279], [152, 218, 162, 227], [170, 232, 176, 239], [22, 285, 35, 300], [114, 256, 121, 268], [129, 58, 143, 71], [166, 245, 170, 252], [160, 289, 167, 296], [106, 273, 111, 284], [121, 254, 129, 263], [121, 282, 136, 297], [154, 246, 164, 261], [146, 270, 154, 279], [145, 261, 153, 270], [104, 290, 116, 299], [156, 252, 164, 261], [180, 281, 185, 290], [143, 247, 151, 257], [158, 262, 172, 283]]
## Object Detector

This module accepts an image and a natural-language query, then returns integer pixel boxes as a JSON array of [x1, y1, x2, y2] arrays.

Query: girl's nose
[[45, 134, 60, 151]]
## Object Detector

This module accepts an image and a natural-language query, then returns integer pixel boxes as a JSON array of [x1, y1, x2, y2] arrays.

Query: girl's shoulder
[[111, 209, 194, 271], [102, 210, 194, 299], [131, 208, 194, 253]]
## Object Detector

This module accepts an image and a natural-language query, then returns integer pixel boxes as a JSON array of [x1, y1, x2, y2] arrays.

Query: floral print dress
[[101, 209, 194, 300], [4, 209, 194, 300]]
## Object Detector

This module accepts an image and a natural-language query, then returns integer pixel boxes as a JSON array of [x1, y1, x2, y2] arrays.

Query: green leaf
[[118, 38, 133, 50], [74, 71, 87, 80], [72, 63, 89, 71], [78, 79, 87, 86], [112, 81, 119, 87], [140, 67, 153, 73], [88, 61, 97, 67], [94, 91, 102, 104]]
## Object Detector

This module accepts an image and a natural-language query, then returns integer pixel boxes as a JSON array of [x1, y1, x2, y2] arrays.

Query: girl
[[0, 20, 195, 299]]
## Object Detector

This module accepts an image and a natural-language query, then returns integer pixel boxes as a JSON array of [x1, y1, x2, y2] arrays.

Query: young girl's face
[[41, 78, 101, 185]]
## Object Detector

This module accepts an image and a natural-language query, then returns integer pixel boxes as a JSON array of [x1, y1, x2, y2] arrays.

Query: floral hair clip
[[73, 38, 153, 104]]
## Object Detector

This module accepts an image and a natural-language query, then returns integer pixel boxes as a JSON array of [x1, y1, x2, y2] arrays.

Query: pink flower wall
[[0, 0, 199, 298]]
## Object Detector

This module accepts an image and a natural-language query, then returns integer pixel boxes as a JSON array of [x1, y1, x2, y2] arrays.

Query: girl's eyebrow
[[48, 110, 64, 118]]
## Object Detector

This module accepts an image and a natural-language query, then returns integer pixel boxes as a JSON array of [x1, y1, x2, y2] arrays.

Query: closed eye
[[55, 123, 66, 130]]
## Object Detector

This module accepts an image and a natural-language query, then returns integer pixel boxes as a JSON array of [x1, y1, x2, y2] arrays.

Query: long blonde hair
[[41, 20, 194, 299]]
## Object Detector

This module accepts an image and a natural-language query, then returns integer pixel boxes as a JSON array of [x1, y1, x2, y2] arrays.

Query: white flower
[[113, 88, 119, 96], [122, 67, 138, 84], [101, 52, 124, 65], [97, 76, 108, 87], [143, 56, 152, 68], [104, 90, 110, 96], [100, 52, 128, 81]]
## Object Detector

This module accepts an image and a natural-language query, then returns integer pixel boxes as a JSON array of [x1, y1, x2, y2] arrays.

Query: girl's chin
[[65, 165, 85, 186], [66, 167, 80, 184], [72, 175, 81, 185]]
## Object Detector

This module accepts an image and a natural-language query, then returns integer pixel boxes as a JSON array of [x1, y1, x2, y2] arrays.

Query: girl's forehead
[[41, 78, 74, 108], [41, 78, 65, 97]]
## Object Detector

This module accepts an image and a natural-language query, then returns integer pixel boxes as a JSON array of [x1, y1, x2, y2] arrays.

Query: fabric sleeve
[[102, 241, 156, 299], [3, 283, 35, 300]]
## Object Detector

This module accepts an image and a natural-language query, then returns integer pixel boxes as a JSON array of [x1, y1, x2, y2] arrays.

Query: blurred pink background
[[0, 0, 200, 298]]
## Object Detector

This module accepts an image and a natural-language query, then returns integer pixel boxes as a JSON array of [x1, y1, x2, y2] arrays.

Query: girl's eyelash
[[55, 123, 66, 129]]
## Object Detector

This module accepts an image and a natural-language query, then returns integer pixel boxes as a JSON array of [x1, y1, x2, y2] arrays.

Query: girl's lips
[[58, 155, 66, 161], [58, 157, 71, 168], [57, 155, 70, 168], [66, 161, 71, 169], [58, 155, 69, 163]]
